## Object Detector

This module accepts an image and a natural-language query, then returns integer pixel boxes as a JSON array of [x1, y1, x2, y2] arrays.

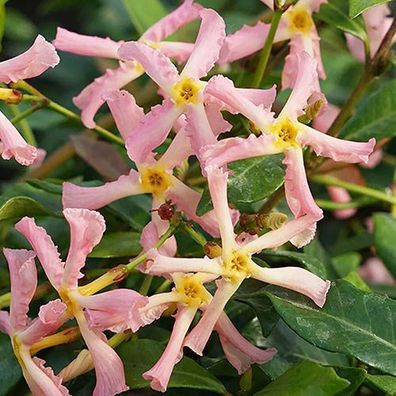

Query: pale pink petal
[[62, 169, 142, 210], [30, 148, 47, 169], [141, 0, 202, 42], [158, 127, 193, 168], [310, 28, 326, 80], [283, 148, 323, 219], [241, 214, 321, 254], [73, 62, 143, 128], [125, 99, 182, 163], [63, 209, 105, 288], [118, 42, 179, 92], [327, 186, 357, 219], [3, 248, 37, 332], [261, 0, 274, 9], [157, 41, 195, 64], [181, 9, 225, 79], [300, 125, 376, 164], [305, 0, 327, 13], [184, 278, 243, 355], [0, 311, 11, 335], [216, 313, 276, 374], [104, 90, 144, 141], [218, 21, 270, 65], [140, 220, 177, 257], [201, 134, 279, 169], [15, 217, 64, 291], [362, 148, 383, 169], [19, 299, 67, 345], [235, 85, 277, 109], [0, 111, 37, 166], [312, 103, 339, 133], [252, 265, 331, 307], [359, 257, 395, 285], [205, 102, 232, 136], [138, 292, 178, 327], [143, 305, 196, 393], [0, 35, 59, 83], [345, 34, 365, 62], [53, 28, 122, 58], [78, 289, 148, 333]]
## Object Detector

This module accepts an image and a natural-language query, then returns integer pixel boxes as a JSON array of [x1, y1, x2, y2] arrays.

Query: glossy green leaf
[[333, 367, 367, 396], [349, 0, 390, 18], [332, 252, 361, 277], [0, 196, 57, 221], [122, 0, 167, 35], [340, 80, 396, 141], [118, 339, 226, 393], [366, 374, 396, 394], [0, 334, 22, 396], [373, 212, 396, 278], [253, 361, 350, 396], [89, 231, 141, 258], [265, 280, 396, 375]]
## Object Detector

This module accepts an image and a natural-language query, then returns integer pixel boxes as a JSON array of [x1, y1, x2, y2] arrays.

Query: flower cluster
[[0, 0, 387, 395]]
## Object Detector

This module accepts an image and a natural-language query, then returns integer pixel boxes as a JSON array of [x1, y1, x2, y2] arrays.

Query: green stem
[[311, 175, 396, 205], [8, 105, 38, 145], [139, 276, 153, 296], [181, 222, 207, 246], [315, 196, 377, 210], [251, 7, 282, 88], [155, 279, 172, 294], [0, 292, 10, 309]]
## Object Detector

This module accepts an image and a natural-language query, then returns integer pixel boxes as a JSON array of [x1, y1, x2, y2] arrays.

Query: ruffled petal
[[3, 248, 37, 332], [73, 62, 143, 128], [15, 217, 65, 291], [125, 98, 181, 163], [62, 169, 142, 210], [0, 35, 59, 83], [118, 42, 179, 92], [218, 21, 270, 65], [143, 306, 196, 392], [138, 292, 178, 327], [252, 265, 331, 307], [181, 9, 225, 79], [104, 90, 144, 141], [63, 209, 106, 288], [53, 28, 122, 58], [300, 125, 376, 164], [204, 102, 232, 136], [0, 111, 37, 166]]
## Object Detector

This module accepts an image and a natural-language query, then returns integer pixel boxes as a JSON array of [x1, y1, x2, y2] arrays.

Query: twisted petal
[[144, 306, 196, 392], [3, 248, 37, 332], [252, 265, 331, 307], [53, 28, 122, 58], [63, 209, 105, 288], [73, 62, 143, 128], [104, 90, 144, 141], [138, 292, 179, 327], [0, 111, 37, 166], [0, 35, 59, 83], [62, 170, 142, 210], [181, 9, 225, 79], [15, 217, 64, 291], [300, 125, 376, 164]]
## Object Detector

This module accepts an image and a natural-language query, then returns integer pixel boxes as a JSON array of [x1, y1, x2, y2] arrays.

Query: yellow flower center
[[271, 118, 300, 150], [12, 335, 25, 368], [224, 251, 252, 282], [171, 77, 202, 106], [288, 7, 314, 35], [140, 166, 172, 196], [59, 287, 79, 317], [175, 274, 209, 307]]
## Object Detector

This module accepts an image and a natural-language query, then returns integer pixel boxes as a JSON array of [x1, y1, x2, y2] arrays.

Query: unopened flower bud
[[204, 241, 222, 258], [0, 88, 23, 104], [257, 212, 288, 230], [151, 201, 175, 221]]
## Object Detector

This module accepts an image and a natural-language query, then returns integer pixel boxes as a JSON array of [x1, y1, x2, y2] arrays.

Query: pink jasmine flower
[[359, 257, 395, 285], [203, 52, 375, 238], [219, 0, 327, 90], [0, 35, 59, 165], [53, 0, 202, 128], [346, 4, 394, 62], [143, 166, 331, 356], [14, 209, 148, 396], [0, 248, 70, 395]]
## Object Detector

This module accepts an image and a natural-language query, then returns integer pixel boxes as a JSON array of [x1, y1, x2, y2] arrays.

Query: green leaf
[[349, 0, 390, 18], [253, 361, 350, 396], [333, 367, 367, 396], [316, 0, 367, 41], [117, 339, 226, 394], [0, 196, 57, 221], [122, 0, 167, 35], [373, 212, 396, 278], [0, 334, 22, 396], [197, 154, 284, 215], [343, 271, 371, 292], [0, 0, 6, 50], [340, 80, 396, 141], [265, 280, 396, 375], [89, 232, 141, 258], [332, 252, 361, 277], [366, 374, 396, 394]]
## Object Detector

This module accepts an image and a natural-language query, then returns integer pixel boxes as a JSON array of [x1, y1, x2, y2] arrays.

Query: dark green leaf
[[342, 272, 371, 292], [349, 0, 390, 18], [365, 373, 396, 394], [373, 212, 396, 278], [89, 231, 141, 258], [0, 196, 57, 221], [340, 80, 396, 141], [332, 252, 361, 278], [253, 361, 350, 396], [118, 339, 226, 393], [265, 280, 396, 375], [333, 367, 367, 396], [0, 334, 22, 396], [0, 0, 6, 50]]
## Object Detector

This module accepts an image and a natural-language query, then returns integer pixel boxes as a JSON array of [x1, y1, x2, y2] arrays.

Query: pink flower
[[14, 209, 148, 396], [359, 257, 395, 285], [203, 52, 375, 237], [0, 248, 70, 396], [53, 0, 202, 128], [143, 166, 331, 356], [0, 35, 59, 166]]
